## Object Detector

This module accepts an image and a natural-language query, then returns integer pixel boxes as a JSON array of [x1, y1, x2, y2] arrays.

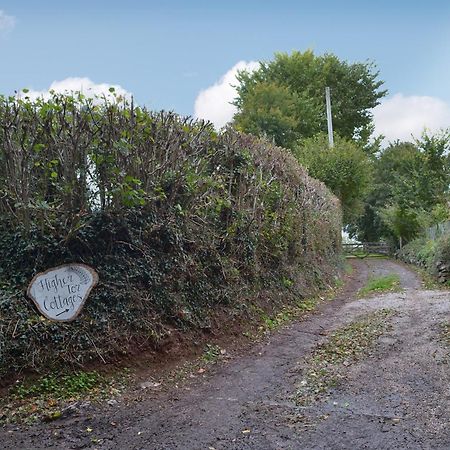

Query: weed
[[0, 369, 130, 424], [202, 344, 222, 362], [13, 371, 102, 401], [296, 298, 318, 312], [282, 277, 294, 288]]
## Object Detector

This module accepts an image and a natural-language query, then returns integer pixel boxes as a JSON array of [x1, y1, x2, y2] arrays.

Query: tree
[[233, 50, 387, 147], [232, 81, 318, 148], [293, 134, 373, 225], [415, 131, 450, 208], [351, 132, 450, 244]]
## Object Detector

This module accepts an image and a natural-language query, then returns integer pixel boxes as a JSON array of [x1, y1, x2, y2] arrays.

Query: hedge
[[0, 93, 341, 379]]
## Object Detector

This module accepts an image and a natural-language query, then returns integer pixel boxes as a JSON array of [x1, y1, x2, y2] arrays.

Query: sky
[[1, 0, 450, 144]]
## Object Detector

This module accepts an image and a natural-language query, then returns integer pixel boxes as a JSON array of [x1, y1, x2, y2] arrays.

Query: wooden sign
[[27, 264, 98, 322]]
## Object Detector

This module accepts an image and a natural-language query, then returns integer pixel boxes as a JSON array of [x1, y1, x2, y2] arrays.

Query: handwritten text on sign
[[27, 264, 98, 322]]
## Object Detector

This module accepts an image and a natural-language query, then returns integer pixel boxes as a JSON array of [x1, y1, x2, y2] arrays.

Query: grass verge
[[407, 264, 449, 290], [358, 274, 401, 297], [295, 309, 394, 406], [346, 253, 388, 259]]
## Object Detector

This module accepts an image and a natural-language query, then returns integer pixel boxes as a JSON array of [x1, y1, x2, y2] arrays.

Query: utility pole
[[325, 87, 334, 148]]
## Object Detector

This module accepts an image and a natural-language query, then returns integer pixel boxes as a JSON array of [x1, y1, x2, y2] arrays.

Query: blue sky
[[1, 0, 450, 141]]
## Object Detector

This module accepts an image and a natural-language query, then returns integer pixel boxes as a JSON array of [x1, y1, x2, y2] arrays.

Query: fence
[[426, 220, 450, 241]]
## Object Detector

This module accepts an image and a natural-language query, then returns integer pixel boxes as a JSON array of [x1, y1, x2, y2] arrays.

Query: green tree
[[293, 134, 373, 225], [233, 81, 318, 148], [233, 50, 387, 147], [415, 131, 450, 208], [352, 132, 450, 244]]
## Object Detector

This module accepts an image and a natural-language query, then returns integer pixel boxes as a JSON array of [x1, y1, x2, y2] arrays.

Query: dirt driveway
[[2, 258, 450, 450]]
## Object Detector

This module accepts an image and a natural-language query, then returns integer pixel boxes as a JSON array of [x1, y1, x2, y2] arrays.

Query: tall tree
[[293, 134, 373, 225], [233, 50, 387, 147]]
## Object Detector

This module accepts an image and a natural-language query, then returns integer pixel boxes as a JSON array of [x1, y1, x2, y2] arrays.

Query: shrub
[[398, 234, 450, 282]]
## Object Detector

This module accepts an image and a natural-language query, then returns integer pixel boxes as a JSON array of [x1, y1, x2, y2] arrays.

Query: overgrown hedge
[[0, 93, 341, 379], [398, 235, 450, 283]]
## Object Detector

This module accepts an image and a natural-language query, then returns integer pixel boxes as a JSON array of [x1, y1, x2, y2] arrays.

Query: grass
[[255, 295, 330, 335], [255, 275, 348, 335], [0, 369, 130, 424], [346, 253, 388, 259], [358, 274, 401, 297], [295, 309, 394, 406], [343, 262, 354, 275]]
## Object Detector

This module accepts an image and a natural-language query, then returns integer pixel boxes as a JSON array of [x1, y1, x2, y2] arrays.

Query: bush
[[398, 234, 450, 282], [293, 133, 373, 225], [0, 93, 342, 379]]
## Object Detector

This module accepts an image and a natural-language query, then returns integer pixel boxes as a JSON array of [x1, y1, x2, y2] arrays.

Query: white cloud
[[0, 10, 15, 35], [373, 93, 450, 144], [19, 77, 132, 103], [194, 60, 260, 128]]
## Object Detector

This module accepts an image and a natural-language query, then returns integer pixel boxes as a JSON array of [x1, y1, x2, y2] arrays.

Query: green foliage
[[398, 234, 450, 284], [293, 133, 373, 224], [378, 205, 429, 244], [233, 50, 387, 146], [12, 371, 103, 400], [358, 274, 401, 297], [0, 93, 342, 379], [201, 344, 222, 362], [397, 237, 436, 268], [233, 81, 318, 148], [1, 368, 130, 423], [352, 133, 450, 244]]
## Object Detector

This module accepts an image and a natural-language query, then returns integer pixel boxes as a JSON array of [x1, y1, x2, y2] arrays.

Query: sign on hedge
[[27, 264, 98, 322]]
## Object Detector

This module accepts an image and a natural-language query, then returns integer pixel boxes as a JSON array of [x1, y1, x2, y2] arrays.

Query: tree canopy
[[233, 50, 387, 147], [351, 132, 450, 244], [293, 134, 373, 225]]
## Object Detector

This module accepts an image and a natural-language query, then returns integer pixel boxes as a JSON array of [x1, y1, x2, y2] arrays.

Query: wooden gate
[[342, 242, 391, 256]]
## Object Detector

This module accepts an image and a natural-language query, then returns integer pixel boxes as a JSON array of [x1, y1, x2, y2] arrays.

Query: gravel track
[[2, 258, 449, 450]]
